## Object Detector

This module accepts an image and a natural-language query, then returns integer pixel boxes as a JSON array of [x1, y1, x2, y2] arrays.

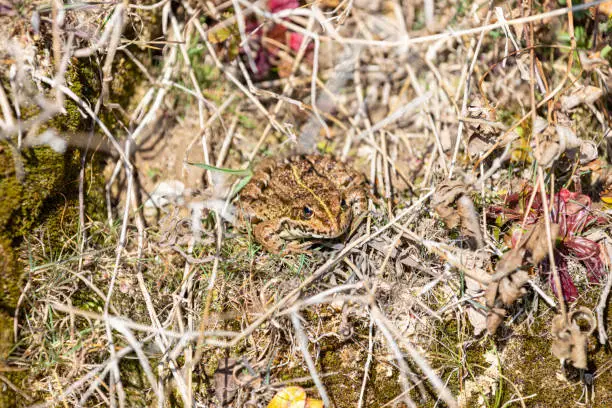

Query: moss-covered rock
[[0, 237, 17, 360], [0, 30, 145, 407]]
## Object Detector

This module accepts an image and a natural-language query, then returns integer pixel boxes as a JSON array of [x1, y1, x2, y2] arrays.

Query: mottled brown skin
[[237, 154, 368, 254]]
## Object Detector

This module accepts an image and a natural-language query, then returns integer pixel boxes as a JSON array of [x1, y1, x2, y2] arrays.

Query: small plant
[[490, 186, 607, 300], [208, 0, 313, 80]]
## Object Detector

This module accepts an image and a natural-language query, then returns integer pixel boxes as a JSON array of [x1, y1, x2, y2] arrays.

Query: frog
[[236, 154, 368, 254]]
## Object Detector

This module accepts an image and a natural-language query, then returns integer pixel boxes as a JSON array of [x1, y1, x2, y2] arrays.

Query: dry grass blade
[[2, 0, 611, 406]]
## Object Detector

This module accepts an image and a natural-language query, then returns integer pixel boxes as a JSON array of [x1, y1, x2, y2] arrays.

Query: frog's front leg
[[253, 220, 285, 254], [253, 220, 311, 254]]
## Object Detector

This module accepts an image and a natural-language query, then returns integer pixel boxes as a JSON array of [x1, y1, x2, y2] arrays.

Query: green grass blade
[[187, 162, 253, 177]]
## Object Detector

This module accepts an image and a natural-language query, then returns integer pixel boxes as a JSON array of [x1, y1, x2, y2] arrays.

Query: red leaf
[[563, 237, 605, 282], [288, 32, 310, 52], [252, 48, 271, 79], [493, 185, 607, 300], [268, 0, 299, 13], [546, 256, 579, 302]]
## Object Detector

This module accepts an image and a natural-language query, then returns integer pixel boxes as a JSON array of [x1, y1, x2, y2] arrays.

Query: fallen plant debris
[[432, 179, 483, 250], [1, 0, 612, 406], [484, 220, 559, 334], [532, 117, 583, 168], [551, 307, 597, 370], [456, 248, 491, 335], [560, 85, 603, 111], [466, 97, 503, 157]]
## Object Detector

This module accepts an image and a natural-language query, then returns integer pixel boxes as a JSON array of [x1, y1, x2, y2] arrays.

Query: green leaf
[[187, 162, 253, 177], [230, 173, 254, 197]]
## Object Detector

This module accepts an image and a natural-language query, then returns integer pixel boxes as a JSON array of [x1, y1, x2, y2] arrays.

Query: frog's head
[[280, 163, 354, 240], [286, 192, 353, 240]]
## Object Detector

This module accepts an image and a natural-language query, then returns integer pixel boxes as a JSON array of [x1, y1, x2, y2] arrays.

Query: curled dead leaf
[[498, 270, 530, 305], [578, 140, 598, 164], [465, 97, 501, 155], [492, 248, 525, 279], [460, 249, 491, 335], [521, 221, 559, 265], [432, 179, 465, 229], [551, 307, 596, 370], [534, 139, 560, 168], [484, 221, 558, 333], [560, 86, 603, 110], [486, 307, 507, 335], [457, 195, 484, 249], [433, 179, 483, 249], [484, 268, 529, 334], [533, 122, 582, 168], [578, 50, 609, 71], [533, 116, 548, 135]]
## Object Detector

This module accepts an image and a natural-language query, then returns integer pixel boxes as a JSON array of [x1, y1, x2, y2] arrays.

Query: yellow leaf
[[208, 26, 233, 43], [600, 191, 612, 204], [267, 386, 306, 408], [305, 398, 324, 408]]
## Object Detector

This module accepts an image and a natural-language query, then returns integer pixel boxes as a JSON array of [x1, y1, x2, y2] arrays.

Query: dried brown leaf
[[433, 180, 482, 249], [522, 221, 559, 264], [483, 219, 557, 333], [484, 280, 499, 309], [498, 270, 530, 305], [457, 195, 484, 249], [486, 307, 507, 335], [492, 247, 525, 278], [534, 139, 561, 168], [465, 97, 500, 155], [561, 86, 603, 110], [462, 250, 491, 335], [467, 133, 495, 155], [434, 204, 461, 229], [551, 307, 596, 369], [578, 140, 598, 164], [533, 119, 583, 167]]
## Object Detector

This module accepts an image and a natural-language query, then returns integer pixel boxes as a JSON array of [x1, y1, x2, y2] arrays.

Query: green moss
[[119, 358, 153, 407], [0, 237, 18, 359], [269, 320, 410, 407], [0, 144, 85, 408], [499, 294, 612, 406], [0, 145, 87, 238], [0, 49, 142, 407], [319, 337, 406, 406], [46, 60, 99, 132], [427, 290, 612, 408]]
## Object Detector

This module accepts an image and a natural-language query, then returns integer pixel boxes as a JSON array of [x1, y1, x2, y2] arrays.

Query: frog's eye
[[340, 199, 348, 209], [302, 206, 314, 219]]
